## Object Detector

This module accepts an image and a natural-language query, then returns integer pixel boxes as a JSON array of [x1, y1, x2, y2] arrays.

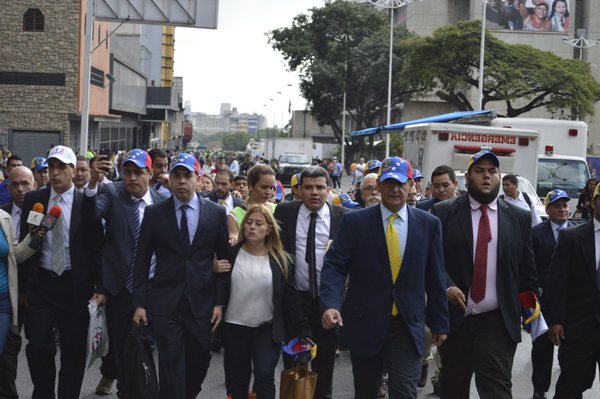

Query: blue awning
[[351, 110, 495, 137]]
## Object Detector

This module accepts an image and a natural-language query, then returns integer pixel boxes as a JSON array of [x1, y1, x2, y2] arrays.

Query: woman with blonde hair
[[227, 164, 276, 244], [221, 204, 309, 399]]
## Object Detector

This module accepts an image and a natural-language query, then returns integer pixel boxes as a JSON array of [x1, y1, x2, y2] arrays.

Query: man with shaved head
[[0, 165, 36, 398]]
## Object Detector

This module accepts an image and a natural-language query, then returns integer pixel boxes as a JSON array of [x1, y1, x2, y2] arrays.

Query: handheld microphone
[[26, 203, 44, 227], [29, 206, 62, 250]]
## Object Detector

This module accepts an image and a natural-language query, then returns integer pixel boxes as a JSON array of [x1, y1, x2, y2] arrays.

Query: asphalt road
[[13, 330, 600, 398]]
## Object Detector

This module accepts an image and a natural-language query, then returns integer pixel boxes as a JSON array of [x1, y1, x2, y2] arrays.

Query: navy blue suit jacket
[[416, 196, 440, 212], [544, 221, 599, 327], [531, 219, 576, 290], [132, 194, 229, 318], [82, 182, 168, 296], [203, 191, 244, 209], [320, 205, 449, 357]]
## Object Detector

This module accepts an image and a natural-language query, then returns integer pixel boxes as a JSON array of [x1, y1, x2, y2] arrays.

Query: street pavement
[[13, 330, 600, 398]]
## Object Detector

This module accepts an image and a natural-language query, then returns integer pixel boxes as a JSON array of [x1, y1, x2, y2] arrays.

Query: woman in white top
[[221, 204, 310, 399]]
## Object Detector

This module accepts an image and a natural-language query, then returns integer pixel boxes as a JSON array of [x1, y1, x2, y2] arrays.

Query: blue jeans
[[222, 322, 280, 399], [0, 292, 11, 354]]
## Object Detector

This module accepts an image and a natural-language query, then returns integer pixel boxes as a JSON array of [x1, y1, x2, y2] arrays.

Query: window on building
[[90, 67, 105, 87], [23, 9, 44, 32]]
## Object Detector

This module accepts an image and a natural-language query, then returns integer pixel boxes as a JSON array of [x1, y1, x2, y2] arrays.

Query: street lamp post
[[368, 0, 422, 158], [562, 29, 600, 120], [478, 0, 487, 111]]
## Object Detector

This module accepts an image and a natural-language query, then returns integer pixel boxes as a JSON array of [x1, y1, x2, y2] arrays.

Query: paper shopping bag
[[279, 365, 317, 399]]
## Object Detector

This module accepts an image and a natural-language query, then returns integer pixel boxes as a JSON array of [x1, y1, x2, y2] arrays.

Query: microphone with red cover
[[28, 206, 62, 250]]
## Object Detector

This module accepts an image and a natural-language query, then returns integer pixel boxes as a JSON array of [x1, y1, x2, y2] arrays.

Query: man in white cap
[[19, 145, 105, 399]]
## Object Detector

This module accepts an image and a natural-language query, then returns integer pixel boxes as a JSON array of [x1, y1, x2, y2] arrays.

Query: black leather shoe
[[533, 393, 547, 399]]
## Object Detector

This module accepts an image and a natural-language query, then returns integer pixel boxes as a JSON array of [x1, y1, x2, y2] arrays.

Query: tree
[[269, 0, 419, 164], [222, 132, 252, 152], [401, 20, 600, 118]]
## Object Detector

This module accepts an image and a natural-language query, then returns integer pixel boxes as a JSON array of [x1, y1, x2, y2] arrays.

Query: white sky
[[173, 0, 326, 127]]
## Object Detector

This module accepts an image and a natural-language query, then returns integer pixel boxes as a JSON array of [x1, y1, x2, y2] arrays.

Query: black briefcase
[[119, 327, 159, 399]]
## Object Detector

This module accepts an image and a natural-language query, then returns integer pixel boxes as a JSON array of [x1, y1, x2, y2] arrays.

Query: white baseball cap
[[47, 145, 77, 166]]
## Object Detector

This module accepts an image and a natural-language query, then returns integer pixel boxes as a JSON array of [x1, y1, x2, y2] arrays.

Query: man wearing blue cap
[[530, 189, 574, 399], [431, 150, 539, 399], [132, 153, 229, 399], [31, 156, 49, 189], [544, 184, 600, 398], [321, 156, 449, 398], [84, 149, 168, 395]]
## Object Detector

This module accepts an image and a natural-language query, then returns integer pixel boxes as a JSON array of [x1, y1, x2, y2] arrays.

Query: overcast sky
[[173, 0, 326, 127]]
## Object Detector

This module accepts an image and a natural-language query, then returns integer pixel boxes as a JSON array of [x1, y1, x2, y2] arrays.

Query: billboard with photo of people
[[485, 0, 570, 32]]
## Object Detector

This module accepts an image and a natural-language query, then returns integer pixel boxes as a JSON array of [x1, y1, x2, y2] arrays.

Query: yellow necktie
[[386, 214, 401, 316], [219, 200, 225, 206]]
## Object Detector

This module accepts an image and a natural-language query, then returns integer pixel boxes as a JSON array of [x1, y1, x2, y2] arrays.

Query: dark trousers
[[284, 292, 336, 399], [531, 333, 555, 393], [26, 270, 89, 399], [350, 317, 421, 399], [103, 289, 134, 388], [553, 314, 600, 399], [439, 309, 516, 399], [330, 175, 341, 189], [153, 296, 212, 399], [0, 330, 21, 399], [222, 322, 280, 399]]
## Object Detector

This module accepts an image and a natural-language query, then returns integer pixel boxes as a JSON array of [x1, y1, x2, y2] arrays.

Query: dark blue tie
[[180, 205, 190, 250], [125, 198, 141, 293]]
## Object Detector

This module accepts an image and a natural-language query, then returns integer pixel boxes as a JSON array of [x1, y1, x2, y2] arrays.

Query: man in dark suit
[[416, 165, 458, 212], [84, 149, 168, 395], [19, 145, 104, 399], [544, 184, 600, 398], [203, 168, 243, 214], [431, 150, 539, 399], [274, 166, 348, 399], [321, 157, 449, 399], [530, 189, 574, 399], [132, 153, 229, 399]]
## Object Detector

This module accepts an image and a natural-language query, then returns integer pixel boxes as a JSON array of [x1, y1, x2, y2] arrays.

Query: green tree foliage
[[222, 132, 252, 152], [401, 20, 600, 118], [269, 0, 418, 163]]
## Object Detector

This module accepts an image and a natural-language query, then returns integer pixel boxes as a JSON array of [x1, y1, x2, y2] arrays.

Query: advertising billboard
[[486, 0, 570, 32]]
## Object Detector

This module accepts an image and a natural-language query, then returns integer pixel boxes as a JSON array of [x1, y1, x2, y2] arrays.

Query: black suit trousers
[[531, 332, 554, 393], [152, 296, 212, 399], [553, 314, 600, 399], [25, 270, 89, 399], [284, 292, 337, 399], [104, 289, 135, 385], [439, 310, 516, 399]]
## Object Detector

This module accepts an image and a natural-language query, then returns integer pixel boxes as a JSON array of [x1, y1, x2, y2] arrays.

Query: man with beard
[[431, 150, 538, 399], [359, 173, 381, 208]]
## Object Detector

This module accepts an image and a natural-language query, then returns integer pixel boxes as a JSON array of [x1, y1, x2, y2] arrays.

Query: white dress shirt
[[466, 196, 499, 316], [295, 204, 331, 291], [503, 191, 542, 226], [10, 203, 21, 240], [40, 186, 75, 271], [218, 194, 234, 215]]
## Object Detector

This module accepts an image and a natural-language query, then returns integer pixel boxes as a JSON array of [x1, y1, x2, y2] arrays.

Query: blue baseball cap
[[123, 149, 152, 169], [275, 180, 284, 201], [365, 160, 382, 173], [378, 157, 413, 184], [332, 193, 359, 209], [170, 153, 200, 174], [31, 157, 48, 172], [545, 189, 570, 206], [413, 169, 423, 180], [467, 150, 499, 171]]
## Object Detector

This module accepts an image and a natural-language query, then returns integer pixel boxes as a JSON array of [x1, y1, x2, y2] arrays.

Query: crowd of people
[[0, 144, 597, 399]]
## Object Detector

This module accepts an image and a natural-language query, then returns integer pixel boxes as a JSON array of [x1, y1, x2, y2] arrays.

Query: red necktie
[[471, 205, 491, 303]]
